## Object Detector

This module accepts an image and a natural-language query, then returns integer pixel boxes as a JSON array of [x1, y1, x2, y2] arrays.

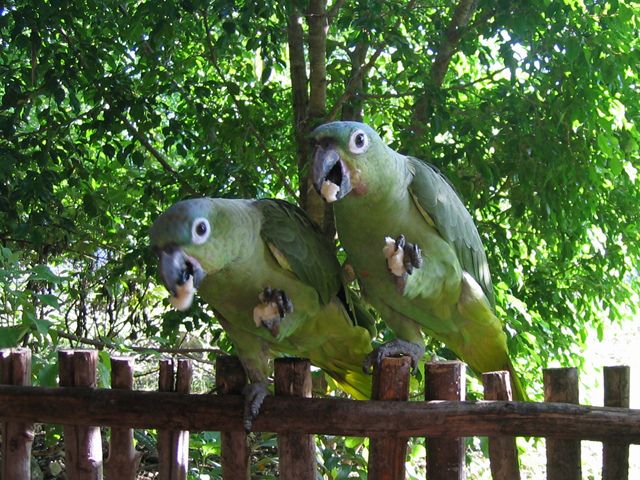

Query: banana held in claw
[[170, 276, 196, 311], [253, 302, 280, 327], [383, 236, 406, 277], [321, 180, 340, 203]]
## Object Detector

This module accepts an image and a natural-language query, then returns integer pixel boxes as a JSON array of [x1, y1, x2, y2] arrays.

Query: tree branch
[[308, 0, 328, 120], [54, 329, 225, 356], [430, 0, 479, 87], [118, 115, 197, 195], [201, 11, 298, 200], [447, 66, 508, 91], [326, 0, 346, 24], [304, 0, 337, 233], [407, 0, 480, 151], [341, 42, 369, 121], [286, 1, 311, 208], [326, 0, 418, 121], [57, 26, 196, 195]]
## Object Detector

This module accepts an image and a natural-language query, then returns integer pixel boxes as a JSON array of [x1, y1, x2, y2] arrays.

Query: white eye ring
[[348, 129, 370, 154], [191, 217, 210, 245]]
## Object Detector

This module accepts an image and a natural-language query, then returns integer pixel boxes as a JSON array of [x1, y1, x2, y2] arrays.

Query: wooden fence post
[[602, 365, 630, 480], [216, 355, 250, 480], [425, 361, 466, 480], [482, 371, 521, 480], [275, 358, 316, 480], [1, 348, 34, 480], [58, 349, 104, 480], [158, 358, 192, 480], [544, 367, 581, 480], [105, 357, 141, 479], [368, 356, 412, 480]]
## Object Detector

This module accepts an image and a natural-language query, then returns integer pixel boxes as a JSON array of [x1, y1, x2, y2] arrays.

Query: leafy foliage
[[1, 0, 639, 477]]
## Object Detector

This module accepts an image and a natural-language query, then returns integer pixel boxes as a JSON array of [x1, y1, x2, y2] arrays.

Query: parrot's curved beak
[[157, 246, 205, 310], [311, 145, 352, 203]]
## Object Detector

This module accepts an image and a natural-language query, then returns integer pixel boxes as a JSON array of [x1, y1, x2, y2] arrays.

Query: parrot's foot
[[252, 287, 293, 337], [242, 382, 270, 432], [363, 339, 425, 374], [383, 235, 422, 293]]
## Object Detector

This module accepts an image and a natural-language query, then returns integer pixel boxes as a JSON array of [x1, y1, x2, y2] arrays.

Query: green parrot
[[150, 197, 375, 429], [310, 121, 526, 400]]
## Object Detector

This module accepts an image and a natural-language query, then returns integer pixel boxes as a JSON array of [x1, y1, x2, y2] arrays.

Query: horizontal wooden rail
[[0, 385, 639, 442]]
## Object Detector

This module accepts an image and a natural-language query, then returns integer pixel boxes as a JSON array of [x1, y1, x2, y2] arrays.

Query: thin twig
[[54, 329, 226, 356], [119, 115, 197, 195], [58, 26, 195, 194], [326, 0, 346, 24], [446, 67, 508, 91], [326, 0, 418, 121], [429, 0, 479, 87], [201, 11, 298, 200]]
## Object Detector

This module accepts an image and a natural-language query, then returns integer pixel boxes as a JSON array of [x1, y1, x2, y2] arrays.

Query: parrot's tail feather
[[324, 368, 372, 400], [507, 362, 528, 402]]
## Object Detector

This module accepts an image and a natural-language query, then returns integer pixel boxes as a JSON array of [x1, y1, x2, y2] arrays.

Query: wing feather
[[407, 157, 495, 307], [255, 198, 341, 305]]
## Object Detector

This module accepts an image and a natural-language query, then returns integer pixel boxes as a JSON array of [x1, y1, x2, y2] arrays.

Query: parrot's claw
[[403, 240, 423, 274], [242, 382, 270, 432], [253, 287, 293, 337], [363, 339, 425, 374], [383, 235, 423, 292]]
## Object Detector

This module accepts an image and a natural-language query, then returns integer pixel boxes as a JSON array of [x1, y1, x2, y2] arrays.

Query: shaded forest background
[[1, 0, 639, 476]]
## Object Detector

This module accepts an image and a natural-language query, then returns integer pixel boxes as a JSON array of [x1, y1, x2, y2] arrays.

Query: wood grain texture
[[275, 358, 316, 480], [216, 356, 250, 480], [105, 357, 141, 480], [544, 367, 581, 480], [0, 385, 638, 441], [368, 356, 411, 480], [483, 371, 521, 480], [158, 358, 192, 480], [425, 361, 466, 480], [58, 350, 103, 480], [602, 366, 630, 480], [1, 348, 34, 480]]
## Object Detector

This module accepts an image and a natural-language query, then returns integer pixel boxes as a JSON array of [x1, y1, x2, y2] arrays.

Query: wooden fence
[[0, 347, 637, 479]]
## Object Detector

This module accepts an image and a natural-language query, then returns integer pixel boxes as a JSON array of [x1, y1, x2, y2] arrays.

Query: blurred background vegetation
[[1, 0, 639, 478]]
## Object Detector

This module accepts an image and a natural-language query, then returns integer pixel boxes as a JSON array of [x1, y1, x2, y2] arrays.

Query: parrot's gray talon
[[362, 339, 425, 374], [384, 235, 422, 294], [242, 382, 270, 432], [403, 242, 422, 274], [394, 235, 422, 273], [254, 287, 293, 337]]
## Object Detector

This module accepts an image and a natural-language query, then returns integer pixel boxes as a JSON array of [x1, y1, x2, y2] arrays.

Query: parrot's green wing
[[407, 156, 495, 307], [255, 198, 342, 305]]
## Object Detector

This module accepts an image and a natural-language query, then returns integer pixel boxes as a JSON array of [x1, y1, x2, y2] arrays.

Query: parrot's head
[[310, 121, 390, 203], [150, 198, 231, 311]]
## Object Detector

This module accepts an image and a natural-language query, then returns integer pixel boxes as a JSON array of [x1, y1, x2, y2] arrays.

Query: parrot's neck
[[344, 149, 412, 211]]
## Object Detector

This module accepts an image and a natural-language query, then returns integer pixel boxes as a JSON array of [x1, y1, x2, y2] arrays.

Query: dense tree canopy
[[1, 0, 639, 397]]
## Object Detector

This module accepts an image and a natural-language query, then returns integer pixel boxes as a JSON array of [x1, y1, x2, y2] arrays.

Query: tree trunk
[[407, 0, 480, 154], [342, 43, 369, 122]]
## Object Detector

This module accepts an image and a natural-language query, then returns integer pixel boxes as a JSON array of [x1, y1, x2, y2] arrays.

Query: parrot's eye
[[348, 129, 369, 154], [191, 218, 210, 245]]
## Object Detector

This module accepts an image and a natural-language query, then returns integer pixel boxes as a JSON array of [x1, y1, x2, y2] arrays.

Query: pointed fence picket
[[0, 348, 637, 480]]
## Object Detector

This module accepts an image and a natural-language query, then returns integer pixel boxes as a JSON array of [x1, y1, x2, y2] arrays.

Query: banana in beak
[[311, 145, 352, 203], [158, 246, 205, 311]]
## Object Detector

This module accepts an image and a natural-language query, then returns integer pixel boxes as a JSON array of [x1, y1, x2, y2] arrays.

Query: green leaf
[[103, 144, 116, 159], [97, 350, 112, 388], [38, 293, 61, 309], [0, 326, 29, 348], [29, 265, 64, 284]]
